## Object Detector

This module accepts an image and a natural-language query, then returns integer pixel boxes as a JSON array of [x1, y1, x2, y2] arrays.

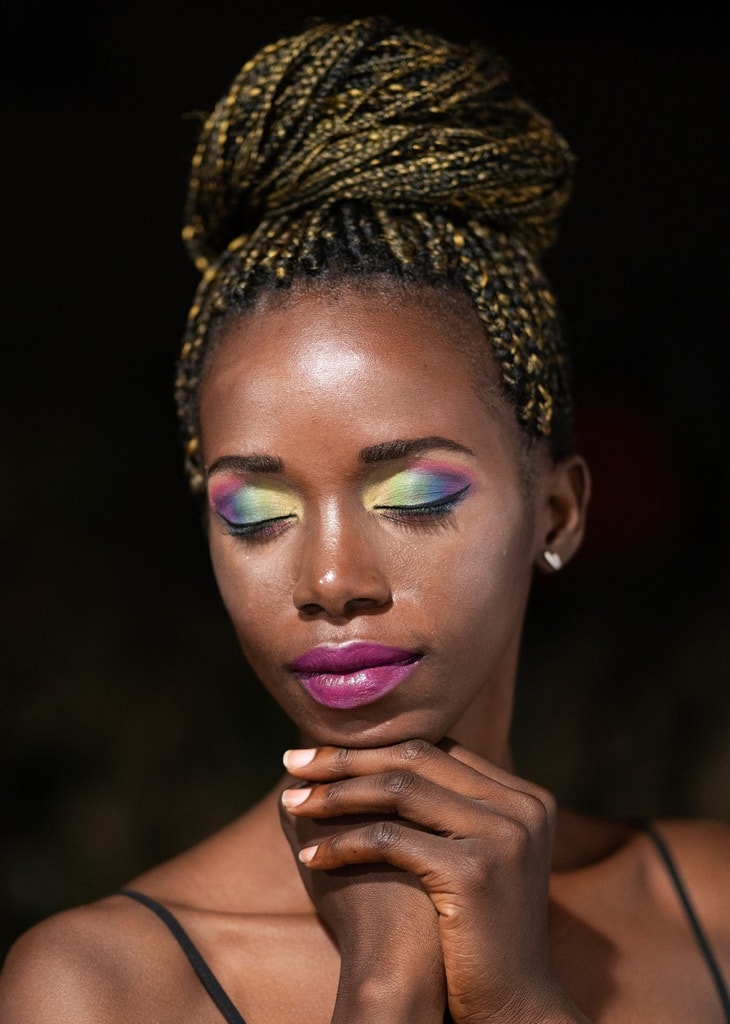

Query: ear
[[532, 453, 591, 573]]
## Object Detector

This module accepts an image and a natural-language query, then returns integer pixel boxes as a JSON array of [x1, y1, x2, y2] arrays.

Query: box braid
[[174, 16, 576, 493]]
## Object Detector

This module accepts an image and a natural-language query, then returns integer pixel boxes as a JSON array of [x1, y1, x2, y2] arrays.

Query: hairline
[[199, 271, 547, 498]]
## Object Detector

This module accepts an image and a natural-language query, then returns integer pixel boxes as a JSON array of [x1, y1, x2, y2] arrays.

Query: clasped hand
[[279, 739, 587, 1024]]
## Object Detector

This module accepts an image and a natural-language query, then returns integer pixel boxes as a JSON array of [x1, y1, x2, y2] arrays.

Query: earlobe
[[542, 550, 563, 572], [534, 453, 591, 573]]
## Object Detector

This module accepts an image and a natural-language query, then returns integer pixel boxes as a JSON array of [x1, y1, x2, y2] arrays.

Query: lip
[[290, 643, 422, 710]]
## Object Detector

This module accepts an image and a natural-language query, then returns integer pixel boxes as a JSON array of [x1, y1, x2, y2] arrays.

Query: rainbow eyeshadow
[[208, 474, 302, 526], [363, 460, 474, 511]]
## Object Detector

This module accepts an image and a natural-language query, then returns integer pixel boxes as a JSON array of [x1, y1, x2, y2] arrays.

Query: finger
[[281, 770, 555, 851], [298, 819, 449, 876], [438, 739, 555, 807], [282, 772, 490, 837], [283, 739, 491, 797], [296, 818, 547, 913], [283, 738, 555, 814]]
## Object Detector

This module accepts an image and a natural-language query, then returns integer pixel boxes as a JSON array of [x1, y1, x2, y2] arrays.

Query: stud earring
[[543, 550, 563, 571]]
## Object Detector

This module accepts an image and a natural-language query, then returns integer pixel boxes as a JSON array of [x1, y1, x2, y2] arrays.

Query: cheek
[[208, 535, 292, 648], [410, 506, 534, 638]]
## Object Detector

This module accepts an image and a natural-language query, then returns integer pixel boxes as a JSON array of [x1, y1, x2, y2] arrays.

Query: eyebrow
[[359, 437, 475, 464], [206, 436, 474, 478], [207, 454, 284, 476]]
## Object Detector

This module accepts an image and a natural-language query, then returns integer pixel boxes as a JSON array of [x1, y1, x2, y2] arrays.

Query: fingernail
[[283, 748, 316, 770], [281, 787, 311, 808], [298, 844, 318, 864]]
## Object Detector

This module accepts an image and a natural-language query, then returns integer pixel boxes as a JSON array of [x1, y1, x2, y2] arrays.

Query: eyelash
[[215, 484, 471, 540], [373, 484, 471, 525], [217, 514, 296, 542]]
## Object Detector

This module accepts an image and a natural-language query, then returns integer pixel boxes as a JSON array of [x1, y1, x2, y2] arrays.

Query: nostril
[[295, 592, 393, 620], [292, 543, 392, 616], [298, 602, 324, 617]]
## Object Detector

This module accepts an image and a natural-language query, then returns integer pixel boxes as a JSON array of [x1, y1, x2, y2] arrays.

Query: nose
[[292, 515, 392, 619]]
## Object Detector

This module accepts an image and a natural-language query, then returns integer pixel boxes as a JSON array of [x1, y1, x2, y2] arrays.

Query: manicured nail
[[298, 844, 318, 864], [281, 787, 311, 808], [283, 748, 316, 770]]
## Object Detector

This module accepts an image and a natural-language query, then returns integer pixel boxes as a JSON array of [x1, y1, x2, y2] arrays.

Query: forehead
[[198, 284, 521, 466]]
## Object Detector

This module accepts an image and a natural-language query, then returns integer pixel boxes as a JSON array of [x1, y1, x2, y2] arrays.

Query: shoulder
[[644, 817, 730, 961], [0, 894, 199, 1024], [647, 817, 730, 910]]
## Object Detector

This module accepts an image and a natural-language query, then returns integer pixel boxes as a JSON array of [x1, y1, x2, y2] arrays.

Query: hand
[[278, 773, 447, 1024], [281, 739, 589, 1024]]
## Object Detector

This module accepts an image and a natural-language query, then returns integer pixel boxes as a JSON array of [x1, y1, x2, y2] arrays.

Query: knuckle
[[327, 829, 347, 853], [498, 815, 532, 856], [330, 747, 354, 774], [536, 785, 558, 822], [518, 788, 556, 833], [322, 781, 345, 808], [516, 792, 543, 827], [381, 770, 419, 797], [368, 820, 400, 851], [521, 775, 556, 811], [397, 737, 432, 764]]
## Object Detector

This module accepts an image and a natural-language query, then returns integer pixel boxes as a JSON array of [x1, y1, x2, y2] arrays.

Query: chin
[[297, 705, 454, 750]]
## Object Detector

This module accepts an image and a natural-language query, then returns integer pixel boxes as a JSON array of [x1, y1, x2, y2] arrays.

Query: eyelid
[[363, 462, 475, 511], [208, 476, 302, 526], [217, 515, 295, 542], [373, 481, 472, 510]]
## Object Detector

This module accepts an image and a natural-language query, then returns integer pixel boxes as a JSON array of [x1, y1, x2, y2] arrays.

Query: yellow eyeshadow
[[363, 464, 474, 509], [209, 478, 302, 524]]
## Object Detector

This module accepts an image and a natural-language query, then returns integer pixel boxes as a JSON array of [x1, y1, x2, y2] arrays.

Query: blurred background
[[2, 2, 728, 960]]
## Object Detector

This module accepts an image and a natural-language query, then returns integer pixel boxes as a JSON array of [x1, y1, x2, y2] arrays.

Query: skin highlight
[[199, 284, 579, 759]]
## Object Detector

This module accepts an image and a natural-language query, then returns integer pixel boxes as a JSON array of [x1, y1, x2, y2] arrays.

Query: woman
[[1, 16, 729, 1023]]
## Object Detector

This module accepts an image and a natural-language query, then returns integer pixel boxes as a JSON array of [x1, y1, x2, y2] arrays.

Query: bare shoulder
[[650, 818, 730, 897], [647, 817, 730, 948], [0, 792, 313, 1023], [0, 894, 200, 1024]]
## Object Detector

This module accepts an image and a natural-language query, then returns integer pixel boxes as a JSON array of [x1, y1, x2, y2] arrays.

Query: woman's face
[[199, 285, 552, 761]]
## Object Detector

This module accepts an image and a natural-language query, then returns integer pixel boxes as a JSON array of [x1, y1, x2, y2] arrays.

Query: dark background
[[2, 3, 729, 960]]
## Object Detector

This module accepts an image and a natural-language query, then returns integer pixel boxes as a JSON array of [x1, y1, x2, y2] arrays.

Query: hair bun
[[183, 16, 574, 270]]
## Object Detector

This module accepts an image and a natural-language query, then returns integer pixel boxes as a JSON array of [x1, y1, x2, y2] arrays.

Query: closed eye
[[373, 483, 471, 523], [216, 513, 297, 542], [208, 474, 301, 543]]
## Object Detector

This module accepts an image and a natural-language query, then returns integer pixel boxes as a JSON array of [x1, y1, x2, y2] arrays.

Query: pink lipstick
[[290, 643, 422, 709]]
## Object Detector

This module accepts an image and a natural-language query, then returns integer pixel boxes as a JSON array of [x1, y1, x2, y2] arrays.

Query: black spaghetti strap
[[119, 888, 248, 1024], [640, 823, 730, 1022]]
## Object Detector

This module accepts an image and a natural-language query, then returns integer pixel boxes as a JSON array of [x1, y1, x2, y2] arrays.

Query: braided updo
[[175, 16, 576, 493]]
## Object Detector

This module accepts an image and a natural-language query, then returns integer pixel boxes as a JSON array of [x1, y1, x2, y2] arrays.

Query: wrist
[[530, 991, 593, 1024], [482, 990, 592, 1024], [331, 962, 445, 1024], [331, 983, 444, 1024]]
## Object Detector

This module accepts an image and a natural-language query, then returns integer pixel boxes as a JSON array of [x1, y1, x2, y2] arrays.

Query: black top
[[119, 822, 730, 1023]]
